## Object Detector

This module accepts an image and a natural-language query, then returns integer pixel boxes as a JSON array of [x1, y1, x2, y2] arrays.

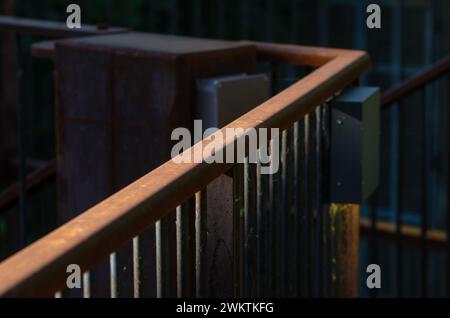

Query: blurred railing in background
[[364, 54, 450, 298]]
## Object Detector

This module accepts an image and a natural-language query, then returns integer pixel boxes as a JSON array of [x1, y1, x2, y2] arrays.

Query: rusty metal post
[[331, 203, 360, 298]]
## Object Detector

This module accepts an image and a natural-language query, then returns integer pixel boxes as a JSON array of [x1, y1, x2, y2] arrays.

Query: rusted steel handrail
[[382, 54, 450, 107], [0, 15, 127, 37], [0, 42, 370, 297]]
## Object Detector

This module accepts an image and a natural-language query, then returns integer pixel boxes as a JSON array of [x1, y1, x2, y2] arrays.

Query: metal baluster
[[369, 189, 379, 298], [297, 117, 306, 297], [232, 165, 245, 297], [292, 122, 300, 297], [244, 158, 257, 296], [303, 114, 312, 297], [396, 102, 404, 298], [321, 104, 332, 297], [315, 106, 323, 297], [109, 253, 117, 298], [195, 191, 207, 297], [256, 161, 262, 296], [420, 88, 428, 297], [83, 272, 91, 298], [269, 138, 281, 297], [177, 199, 194, 297], [155, 221, 162, 298], [132, 237, 140, 298], [279, 130, 287, 296], [156, 217, 174, 298], [447, 73, 450, 298]]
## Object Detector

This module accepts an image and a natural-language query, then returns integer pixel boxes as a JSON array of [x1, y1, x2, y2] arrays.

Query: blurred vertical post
[[332, 203, 360, 298]]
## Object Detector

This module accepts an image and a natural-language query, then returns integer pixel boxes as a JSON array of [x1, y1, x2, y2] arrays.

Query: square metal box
[[196, 73, 270, 128], [329, 86, 380, 203]]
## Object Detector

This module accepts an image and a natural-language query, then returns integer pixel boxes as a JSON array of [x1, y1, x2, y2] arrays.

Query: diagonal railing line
[[381, 53, 450, 107]]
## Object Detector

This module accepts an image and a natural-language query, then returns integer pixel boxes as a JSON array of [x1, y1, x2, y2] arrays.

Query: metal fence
[[0, 24, 370, 296]]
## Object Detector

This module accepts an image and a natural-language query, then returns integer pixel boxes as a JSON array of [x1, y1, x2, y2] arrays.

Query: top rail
[[0, 15, 127, 37], [0, 41, 370, 297], [381, 54, 450, 107]]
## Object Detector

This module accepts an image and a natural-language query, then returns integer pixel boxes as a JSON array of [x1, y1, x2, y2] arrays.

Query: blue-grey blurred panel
[[196, 74, 270, 129], [330, 87, 380, 203]]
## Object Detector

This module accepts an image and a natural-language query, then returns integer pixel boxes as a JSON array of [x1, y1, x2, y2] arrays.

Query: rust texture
[[0, 40, 370, 297], [333, 204, 360, 298]]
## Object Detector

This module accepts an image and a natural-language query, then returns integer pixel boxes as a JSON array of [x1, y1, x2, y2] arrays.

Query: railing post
[[331, 203, 360, 298], [329, 87, 380, 298]]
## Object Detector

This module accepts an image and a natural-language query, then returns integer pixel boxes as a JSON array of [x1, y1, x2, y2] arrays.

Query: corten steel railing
[[0, 16, 127, 257], [0, 37, 370, 297], [364, 54, 450, 297]]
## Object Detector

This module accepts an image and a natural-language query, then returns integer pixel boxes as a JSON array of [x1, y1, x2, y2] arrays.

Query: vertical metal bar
[[369, 189, 379, 298], [109, 253, 117, 298], [309, 112, 317, 297], [420, 88, 428, 297], [233, 165, 245, 297], [195, 191, 207, 297], [315, 106, 323, 298], [321, 104, 332, 297], [15, 34, 26, 249], [448, 74, 450, 298], [176, 200, 194, 298], [297, 117, 306, 297], [156, 217, 175, 298], [392, 5, 403, 298], [292, 122, 300, 297], [176, 205, 184, 297], [243, 158, 254, 296], [396, 102, 404, 298], [269, 139, 281, 297], [133, 236, 140, 298], [244, 159, 250, 297], [83, 272, 90, 298], [303, 114, 312, 297], [155, 220, 163, 298], [256, 161, 262, 297], [279, 130, 288, 296]]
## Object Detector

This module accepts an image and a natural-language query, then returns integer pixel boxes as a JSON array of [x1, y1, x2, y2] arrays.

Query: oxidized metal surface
[[0, 42, 370, 297]]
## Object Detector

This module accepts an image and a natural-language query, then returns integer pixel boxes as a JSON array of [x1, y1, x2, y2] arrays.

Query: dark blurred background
[[1, 0, 449, 297]]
